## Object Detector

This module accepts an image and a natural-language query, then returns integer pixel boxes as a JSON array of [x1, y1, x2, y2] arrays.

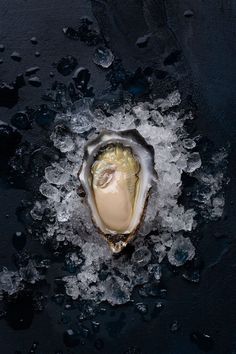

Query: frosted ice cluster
[[0, 261, 42, 296], [30, 91, 227, 305]]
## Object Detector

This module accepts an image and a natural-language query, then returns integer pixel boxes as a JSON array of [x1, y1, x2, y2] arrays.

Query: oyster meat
[[79, 130, 155, 253]]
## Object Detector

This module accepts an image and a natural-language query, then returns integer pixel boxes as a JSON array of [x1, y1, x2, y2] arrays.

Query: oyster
[[79, 130, 156, 253]]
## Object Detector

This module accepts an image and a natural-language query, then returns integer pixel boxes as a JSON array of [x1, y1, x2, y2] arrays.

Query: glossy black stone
[[33, 104, 56, 127], [0, 82, 19, 108], [11, 112, 32, 130], [56, 56, 78, 76]]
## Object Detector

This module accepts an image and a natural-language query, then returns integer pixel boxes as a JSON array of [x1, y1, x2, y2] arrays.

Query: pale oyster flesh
[[91, 144, 140, 233], [79, 130, 155, 252]]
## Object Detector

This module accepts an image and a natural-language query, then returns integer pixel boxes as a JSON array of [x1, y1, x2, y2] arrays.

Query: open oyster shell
[[79, 130, 156, 253]]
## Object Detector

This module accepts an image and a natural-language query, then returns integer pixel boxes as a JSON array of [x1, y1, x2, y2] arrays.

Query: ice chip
[[45, 165, 70, 185], [51, 125, 75, 153], [102, 276, 131, 305], [186, 152, 202, 173], [135, 302, 148, 314], [93, 47, 114, 68], [167, 236, 195, 266], [39, 183, 60, 202], [132, 247, 152, 267], [153, 243, 167, 263], [148, 264, 162, 281], [69, 99, 94, 134], [63, 275, 80, 300], [19, 260, 41, 284], [0, 268, 22, 295], [30, 201, 45, 221], [157, 91, 181, 111]]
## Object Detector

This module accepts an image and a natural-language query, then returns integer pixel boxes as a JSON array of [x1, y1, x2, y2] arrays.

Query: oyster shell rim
[[79, 129, 156, 253]]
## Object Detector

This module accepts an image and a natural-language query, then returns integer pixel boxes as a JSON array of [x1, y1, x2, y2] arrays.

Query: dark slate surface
[[0, 1, 236, 353]]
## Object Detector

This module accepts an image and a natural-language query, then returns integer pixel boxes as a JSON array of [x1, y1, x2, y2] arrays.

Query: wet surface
[[0, 0, 236, 353]]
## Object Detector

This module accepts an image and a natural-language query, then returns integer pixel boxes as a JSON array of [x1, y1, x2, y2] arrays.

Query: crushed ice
[[26, 90, 228, 305], [0, 260, 42, 297]]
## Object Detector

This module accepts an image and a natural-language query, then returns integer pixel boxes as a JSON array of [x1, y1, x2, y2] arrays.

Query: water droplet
[[12, 231, 27, 251], [139, 283, 167, 298], [191, 331, 214, 351], [94, 338, 104, 350], [184, 9, 194, 17], [0, 123, 22, 156], [93, 47, 114, 68], [151, 301, 164, 318], [25, 66, 40, 76], [63, 329, 80, 347], [123, 346, 142, 354], [0, 59, 3, 64], [33, 293, 47, 312], [72, 67, 90, 91], [0, 44, 5, 52], [155, 301, 163, 309], [49, 71, 54, 78], [35, 51, 40, 57], [136, 34, 151, 48], [182, 269, 200, 283], [91, 320, 100, 332], [29, 342, 38, 354], [135, 302, 148, 314], [30, 37, 38, 44], [170, 320, 180, 332], [28, 76, 41, 87], [11, 111, 32, 130], [0, 310, 6, 319], [11, 51, 22, 62]]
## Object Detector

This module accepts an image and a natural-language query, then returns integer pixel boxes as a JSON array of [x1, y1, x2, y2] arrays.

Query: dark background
[[0, 0, 236, 353]]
